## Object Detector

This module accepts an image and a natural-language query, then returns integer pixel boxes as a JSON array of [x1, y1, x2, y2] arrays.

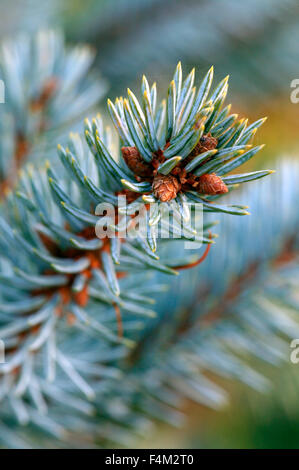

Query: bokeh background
[[1, 0, 299, 448]]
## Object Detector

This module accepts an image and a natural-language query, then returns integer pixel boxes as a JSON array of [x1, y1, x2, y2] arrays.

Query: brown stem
[[172, 231, 212, 271], [113, 303, 123, 338]]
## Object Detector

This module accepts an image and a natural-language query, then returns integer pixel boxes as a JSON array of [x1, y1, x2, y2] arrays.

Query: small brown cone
[[152, 174, 181, 202], [189, 132, 218, 157], [121, 146, 152, 178], [197, 173, 228, 195]]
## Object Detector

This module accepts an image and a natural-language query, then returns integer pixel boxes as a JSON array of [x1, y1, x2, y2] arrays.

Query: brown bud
[[190, 132, 218, 157], [197, 173, 228, 195], [73, 284, 89, 308], [121, 146, 153, 178], [116, 188, 141, 204], [152, 174, 181, 202]]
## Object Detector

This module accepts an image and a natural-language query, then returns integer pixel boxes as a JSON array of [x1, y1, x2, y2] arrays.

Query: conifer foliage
[[0, 30, 106, 193], [0, 30, 291, 449]]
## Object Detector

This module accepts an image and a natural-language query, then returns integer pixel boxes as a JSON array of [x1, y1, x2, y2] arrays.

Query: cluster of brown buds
[[121, 133, 228, 202]]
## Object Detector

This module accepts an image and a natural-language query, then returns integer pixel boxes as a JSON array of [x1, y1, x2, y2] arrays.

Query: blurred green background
[[1, 0, 299, 448]]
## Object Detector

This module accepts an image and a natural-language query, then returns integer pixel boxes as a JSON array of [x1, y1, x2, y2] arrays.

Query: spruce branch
[[0, 154, 296, 448], [0, 40, 291, 449], [0, 30, 106, 194], [84, 63, 272, 244]]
